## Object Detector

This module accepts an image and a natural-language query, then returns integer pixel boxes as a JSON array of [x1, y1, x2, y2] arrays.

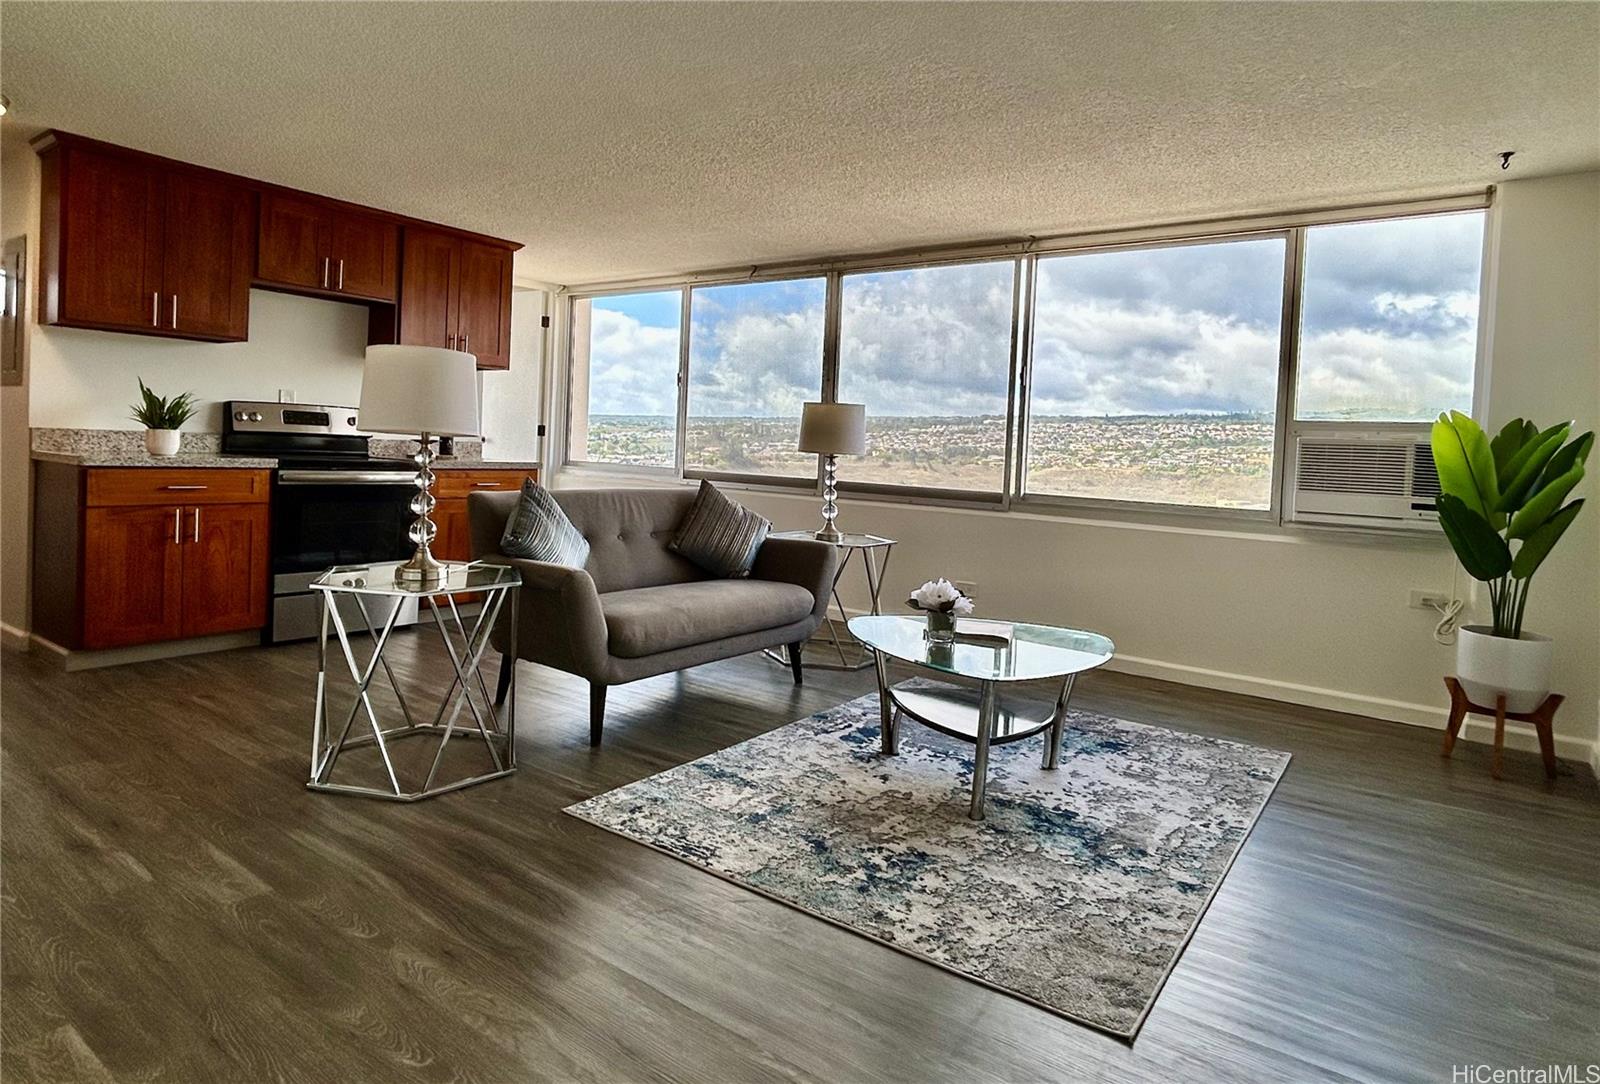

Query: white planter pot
[[1456, 625, 1553, 714], [145, 429, 181, 457]]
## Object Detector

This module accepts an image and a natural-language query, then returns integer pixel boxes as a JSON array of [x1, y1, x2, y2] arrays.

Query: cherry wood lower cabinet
[[33, 463, 271, 652]]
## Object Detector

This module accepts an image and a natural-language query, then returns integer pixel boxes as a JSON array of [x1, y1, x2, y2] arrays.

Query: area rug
[[565, 682, 1290, 1041]]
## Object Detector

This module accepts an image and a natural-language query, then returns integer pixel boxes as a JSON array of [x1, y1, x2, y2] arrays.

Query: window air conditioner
[[1286, 424, 1441, 532]]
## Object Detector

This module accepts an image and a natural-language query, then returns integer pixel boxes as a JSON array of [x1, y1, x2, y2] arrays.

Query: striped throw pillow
[[499, 479, 591, 568], [669, 481, 771, 578]]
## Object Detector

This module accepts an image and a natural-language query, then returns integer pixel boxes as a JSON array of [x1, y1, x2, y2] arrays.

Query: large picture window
[[837, 260, 1016, 492], [1027, 236, 1287, 509], [564, 201, 1488, 523], [1296, 211, 1484, 422], [568, 289, 683, 469], [686, 278, 826, 479]]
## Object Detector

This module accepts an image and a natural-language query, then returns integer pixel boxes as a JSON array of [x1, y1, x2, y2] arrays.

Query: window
[[837, 260, 1016, 492], [562, 200, 1488, 523], [1296, 211, 1485, 421], [1026, 237, 1287, 510], [685, 278, 826, 479], [568, 290, 682, 468]]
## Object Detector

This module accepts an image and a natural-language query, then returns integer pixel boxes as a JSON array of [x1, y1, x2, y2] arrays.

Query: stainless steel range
[[223, 400, 420, 643]]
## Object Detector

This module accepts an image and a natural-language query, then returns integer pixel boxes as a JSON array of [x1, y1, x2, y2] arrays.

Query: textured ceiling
[[2, 2, 1596, 285]]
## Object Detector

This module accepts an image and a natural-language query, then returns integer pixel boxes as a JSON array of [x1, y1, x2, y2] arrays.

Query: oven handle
[[276, 470, 416, 485]]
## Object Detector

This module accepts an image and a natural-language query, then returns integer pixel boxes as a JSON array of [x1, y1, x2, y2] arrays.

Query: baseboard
[[30, 630, 262, 671], [814, 612, 1598, 767], [0, 622, 30, 652]]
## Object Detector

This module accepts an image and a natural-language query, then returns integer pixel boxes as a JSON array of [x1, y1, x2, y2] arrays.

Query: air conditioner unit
[[1286, 425, 1441, 532]]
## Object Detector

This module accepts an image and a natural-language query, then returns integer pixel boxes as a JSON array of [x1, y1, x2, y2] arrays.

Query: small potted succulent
[[908, 578, 974, 644], [1432, 411, 1590, 712], [131, 378, 197, 458]]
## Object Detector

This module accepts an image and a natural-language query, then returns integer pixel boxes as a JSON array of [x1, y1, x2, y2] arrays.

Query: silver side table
[[764, 530, 896, 672], [308, 561, 520, 801]]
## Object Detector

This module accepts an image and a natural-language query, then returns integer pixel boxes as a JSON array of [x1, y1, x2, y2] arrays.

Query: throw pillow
[[669, 480, 771, 578], [500, 479, 591, 567]]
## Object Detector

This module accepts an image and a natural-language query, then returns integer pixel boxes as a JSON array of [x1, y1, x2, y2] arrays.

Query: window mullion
[[1272, 228, 1307, 524], [674, 286, 691, 478], [817, 270, 843, 494], [1013, 255, 1038, 503]]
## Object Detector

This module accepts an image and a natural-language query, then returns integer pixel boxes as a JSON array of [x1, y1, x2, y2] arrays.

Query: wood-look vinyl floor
[[2, 633, 1596, 1083]]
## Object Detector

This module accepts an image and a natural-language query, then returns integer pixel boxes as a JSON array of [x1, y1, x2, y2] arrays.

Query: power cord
[[1431, 563, 1465, 646]]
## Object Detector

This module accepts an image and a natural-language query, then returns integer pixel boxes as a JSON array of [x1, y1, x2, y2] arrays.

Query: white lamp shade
[[358, 345, 480, 437], [798, 402, 867, 455]]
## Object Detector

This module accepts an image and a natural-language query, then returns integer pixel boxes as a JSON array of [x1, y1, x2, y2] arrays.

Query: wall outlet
[[278, 389, 295, 403], [955, 580, 978, 599], [1409, 589, 1453, 611]]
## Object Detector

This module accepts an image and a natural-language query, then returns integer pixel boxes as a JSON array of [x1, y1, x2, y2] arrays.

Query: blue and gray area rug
[[566, 682, 1290, 1041]]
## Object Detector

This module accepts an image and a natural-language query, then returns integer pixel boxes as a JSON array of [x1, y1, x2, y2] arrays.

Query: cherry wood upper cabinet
[[163, 171, 253, 340], [36, 134, 252, 343], [257, 191, 398, 303], [394, 228, 514, 370]]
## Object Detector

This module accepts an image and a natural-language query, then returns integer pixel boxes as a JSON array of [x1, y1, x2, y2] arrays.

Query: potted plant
[[131, 379, 197, 458], [908, 578, 974, 644], [1432, 411, 1591, 712]]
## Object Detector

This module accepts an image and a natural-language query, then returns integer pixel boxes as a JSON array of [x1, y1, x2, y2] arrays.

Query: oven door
[[270, 471, 419, 642]]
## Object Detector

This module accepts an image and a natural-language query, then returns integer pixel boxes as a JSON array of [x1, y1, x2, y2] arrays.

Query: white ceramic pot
[[145, 429, 181, 457], [1456, 625, 1553, 713]]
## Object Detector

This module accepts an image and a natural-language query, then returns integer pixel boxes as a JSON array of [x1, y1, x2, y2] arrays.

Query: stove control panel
[[225, 401, 362, 435]]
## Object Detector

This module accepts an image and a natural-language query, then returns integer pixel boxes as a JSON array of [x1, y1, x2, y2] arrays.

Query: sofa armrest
[[750, 537, 838, 620], [483, 555, 610, 681]]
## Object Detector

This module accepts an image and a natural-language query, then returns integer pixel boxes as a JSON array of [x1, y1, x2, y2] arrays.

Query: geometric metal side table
[[308, 561, 520, 801], [762, 530, 896, 671]]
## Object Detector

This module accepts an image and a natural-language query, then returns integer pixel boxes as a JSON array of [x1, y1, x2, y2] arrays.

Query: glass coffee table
[[848, 614, 1115, 820]]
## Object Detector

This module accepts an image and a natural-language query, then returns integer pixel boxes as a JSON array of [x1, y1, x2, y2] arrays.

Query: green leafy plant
[[1431, 411, 1591, 639], [130, 379, 197, 430]]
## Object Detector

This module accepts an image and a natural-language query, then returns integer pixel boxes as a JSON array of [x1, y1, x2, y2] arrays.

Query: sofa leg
[[495, 653, 515, 706], [787, 641, 805, 686], [589, 683, 608, 747]]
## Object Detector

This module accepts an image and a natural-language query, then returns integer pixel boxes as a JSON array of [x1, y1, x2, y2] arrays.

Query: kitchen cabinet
[[396, 229, 514, 370], [37, 135, 252, 342], [32, 464, 272, 652], [257, 190, 398, 303]]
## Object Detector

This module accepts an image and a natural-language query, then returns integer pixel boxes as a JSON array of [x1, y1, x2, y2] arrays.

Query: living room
[[2, 4, 1597, 1082]]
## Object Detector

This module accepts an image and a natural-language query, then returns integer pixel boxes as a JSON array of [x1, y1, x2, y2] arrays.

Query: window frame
[[560, 191, 1491, 529]]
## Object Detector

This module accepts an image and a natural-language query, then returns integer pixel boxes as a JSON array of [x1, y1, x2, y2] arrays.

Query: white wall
[[1, 123, 39, 639]]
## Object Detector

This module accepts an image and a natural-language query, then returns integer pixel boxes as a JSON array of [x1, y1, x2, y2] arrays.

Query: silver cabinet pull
[[170, 295, 178, 329], [192, 507, 200, 543], [161, 484, 207, 491], [322, 256, 330, 288], [337, 259, 344, 290], [173, 507, 181, 544], [152, 292, 160, 327], [461, 333, 470, 354], [473, 481, 502, 487]]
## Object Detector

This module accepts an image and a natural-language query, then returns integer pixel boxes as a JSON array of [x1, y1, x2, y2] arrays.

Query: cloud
[[586, 305, 679, 415]]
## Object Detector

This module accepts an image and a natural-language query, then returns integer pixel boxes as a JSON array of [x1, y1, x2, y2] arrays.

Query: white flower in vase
[[908, 578, 974, 615]]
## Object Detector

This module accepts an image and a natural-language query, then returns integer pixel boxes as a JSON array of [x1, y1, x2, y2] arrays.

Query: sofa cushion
[[668, 480, 771, 578], [553, 488, 704, 594], [600, 580, 816, 659], [500, 479, 591, 567]]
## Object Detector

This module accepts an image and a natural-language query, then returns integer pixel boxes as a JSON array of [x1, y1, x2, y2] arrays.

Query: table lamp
[[359, 344, 481, 585], [797, 401, 867, 542]]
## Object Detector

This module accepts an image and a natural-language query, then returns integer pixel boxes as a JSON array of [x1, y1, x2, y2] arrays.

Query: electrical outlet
[[955, 580, 978, 599], [278, 389, 295, 403], [1409, 589, 1452, 611]]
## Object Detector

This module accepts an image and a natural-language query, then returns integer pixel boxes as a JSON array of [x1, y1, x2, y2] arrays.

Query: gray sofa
[[469, 487, 837, 745]]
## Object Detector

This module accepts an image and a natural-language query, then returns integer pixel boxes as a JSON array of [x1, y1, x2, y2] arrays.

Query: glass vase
[[926, 610, 956, 644]]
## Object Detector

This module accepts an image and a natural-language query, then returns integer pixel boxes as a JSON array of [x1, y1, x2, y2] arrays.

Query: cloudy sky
[[580, 209, 1483, 424]]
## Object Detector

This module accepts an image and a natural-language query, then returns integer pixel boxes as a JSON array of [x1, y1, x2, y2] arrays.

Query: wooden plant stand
[[1441, 676, 1562, 781]]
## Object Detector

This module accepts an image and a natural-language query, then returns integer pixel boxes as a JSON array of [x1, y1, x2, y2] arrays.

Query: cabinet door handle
[[170, 295, 179, 329], [337, 259, 344, 290], [192, 507, 200, 543], [461, 334, 470, 354], [473, 481, 502, 488], [322, 257, 330, 288], [152, 292, 160, 327], [162, 484, 207, 491], [173, 507, 181, 545]]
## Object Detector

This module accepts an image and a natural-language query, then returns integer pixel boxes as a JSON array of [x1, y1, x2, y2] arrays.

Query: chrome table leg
[[970, 681, 998, 820], [873, 648, 899, 755], [1042, 673, 1076, 770]]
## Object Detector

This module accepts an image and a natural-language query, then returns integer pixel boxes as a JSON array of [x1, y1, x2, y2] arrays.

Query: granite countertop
[[30, 428, 539, 471]]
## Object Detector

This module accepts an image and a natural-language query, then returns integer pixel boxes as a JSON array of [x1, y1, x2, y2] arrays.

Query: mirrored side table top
[[307, 561, 521, 801], [763, 530, 897, 671]]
